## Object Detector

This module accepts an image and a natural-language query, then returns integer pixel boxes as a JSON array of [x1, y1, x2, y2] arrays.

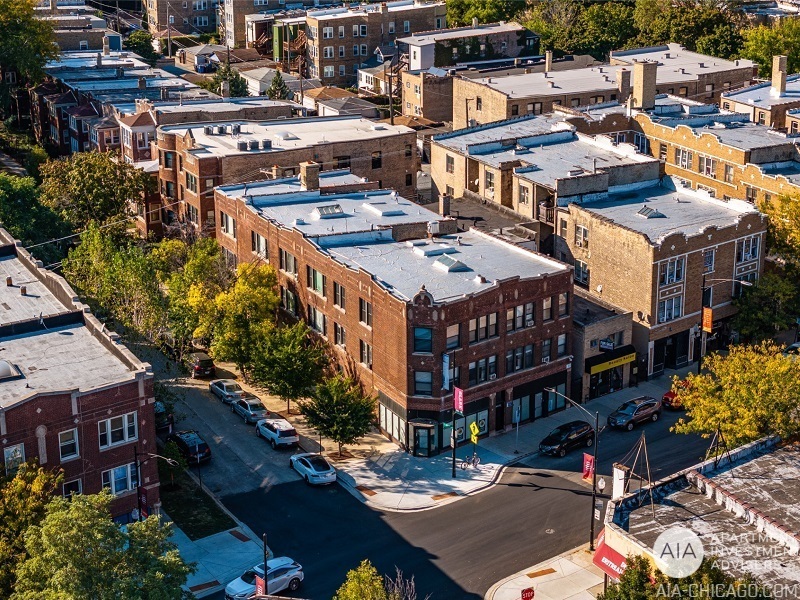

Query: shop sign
[[599, 339, 615, 351]]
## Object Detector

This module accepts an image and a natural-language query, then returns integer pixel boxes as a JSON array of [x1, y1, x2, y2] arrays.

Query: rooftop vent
[[274, 130, 298, 141], [433, 254, 469, 272], [362, 202, 405, 217], [204, 125, 213, 135], [261, 139, 272, 150], [413, 243, 456, 257], [312, 204, 345, 219], [0, 360, 21, 382], [232, 124, 241, 134], [637, 205, 666, 219]]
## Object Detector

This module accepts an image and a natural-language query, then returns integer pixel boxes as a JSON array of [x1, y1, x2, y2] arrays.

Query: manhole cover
[[545, 528, 555, 534]]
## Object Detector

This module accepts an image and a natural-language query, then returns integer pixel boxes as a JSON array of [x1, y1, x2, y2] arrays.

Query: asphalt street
[[208, 408, 710, 600]]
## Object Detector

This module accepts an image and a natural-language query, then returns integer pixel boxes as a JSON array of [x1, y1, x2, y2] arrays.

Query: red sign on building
[[454, 387, 464, 413]]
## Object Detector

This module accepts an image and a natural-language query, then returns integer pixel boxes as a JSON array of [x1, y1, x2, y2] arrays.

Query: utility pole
[[386, 64, 394, 125], [115, 0, 120, 32], [166, 3, 172, 58]]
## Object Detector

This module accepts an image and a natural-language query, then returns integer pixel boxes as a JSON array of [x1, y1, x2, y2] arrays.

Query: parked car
[[166, 430, 212, 464], [783, 342, 800, 359], [185, 352, 216, 378], [290, 452, 336, 485], [154, 400, 171, 432], [232, 394, 270, 424], [224, 556, 304, 599], [662, 380, 689, 410], [607, 396, 662, 431], [209, 379, 243, 404], [256, 418, 299, 448], [539, 420, 595, 457]]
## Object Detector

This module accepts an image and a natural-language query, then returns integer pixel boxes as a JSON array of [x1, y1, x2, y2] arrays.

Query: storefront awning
[[593, 528, 627, 580], [586, 344, 637, 375]]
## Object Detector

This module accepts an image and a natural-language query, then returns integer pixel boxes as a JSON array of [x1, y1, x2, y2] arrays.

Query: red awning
[[593, 529, 627, 580]]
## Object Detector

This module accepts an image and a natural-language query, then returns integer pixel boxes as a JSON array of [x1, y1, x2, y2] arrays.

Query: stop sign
[[521, 588, 534, 600]]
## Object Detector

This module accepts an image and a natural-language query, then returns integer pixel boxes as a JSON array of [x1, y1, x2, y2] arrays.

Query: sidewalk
[[484, 544, 606, 600], [0, 150, 28, 177]]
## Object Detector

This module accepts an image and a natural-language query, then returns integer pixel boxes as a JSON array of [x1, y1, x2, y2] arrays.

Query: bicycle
[[460, 452, 481, 470]]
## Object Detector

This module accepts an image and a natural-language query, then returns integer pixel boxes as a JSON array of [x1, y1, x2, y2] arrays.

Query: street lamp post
[[698, 276, 753, 374], [133, 445, 178, 522], [545, 387, 601, 551]]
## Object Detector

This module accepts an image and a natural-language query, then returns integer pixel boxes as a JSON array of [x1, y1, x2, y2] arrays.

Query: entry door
[[414, 427, 430, 457], [495, 398, 505, 430], [534, 392, 543, 418]]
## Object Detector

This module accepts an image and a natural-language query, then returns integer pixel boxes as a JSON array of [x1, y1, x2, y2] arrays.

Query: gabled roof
[[304, 86, 358, 101], [63, 104, 98, 118], [118, 111, 157, 128], [46, 90, 77, 106]]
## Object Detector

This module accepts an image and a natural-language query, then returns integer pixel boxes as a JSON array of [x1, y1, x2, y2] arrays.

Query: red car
[[662, 380, 689, 410]]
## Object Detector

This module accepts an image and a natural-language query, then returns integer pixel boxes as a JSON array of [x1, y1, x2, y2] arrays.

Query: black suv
[[166, 430, 212, 464], [607, 396, 662, 431], [539, 420, 595, 457], [185, 352, 216, 379]]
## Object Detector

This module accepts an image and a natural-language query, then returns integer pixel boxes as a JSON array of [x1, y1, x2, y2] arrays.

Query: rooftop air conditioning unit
[[237, 141, 247, 151], [216, 125, 226, 135], [232, 124, 241, 134], [427, 221, 440, 235], [261, 139, 272, 149], [204, 125, 213, 135], [248, 139, 259, 150]]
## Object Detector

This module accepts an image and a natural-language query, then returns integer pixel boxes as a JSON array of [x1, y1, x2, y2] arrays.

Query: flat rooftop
[[579, 179, 761, 245], [573, 292, 623, 326], [218, 168, 366, 199], [150, 97, 299, 115], [610, 43, 754, 74], [723, 74, 800, 108], [759, 160, 800, 185], [0, 256, 68, 323], [0, 324, 136, 408], [622, 443, 800, 588], [319, 229, 568, 303], [432, 115, 572, 154], [160, 116, 414, 158], [45, 51, 149, 70], [307, 0, 444, 20], [397, 22, 525, 46], [67, 74, 199, 92]]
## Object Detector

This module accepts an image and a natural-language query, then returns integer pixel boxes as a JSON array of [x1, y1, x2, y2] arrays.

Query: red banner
[[582, 453, 595, 481], [454, 387, 464, 413], [255, 574, 265, 595], [702, 306, 713, 334]]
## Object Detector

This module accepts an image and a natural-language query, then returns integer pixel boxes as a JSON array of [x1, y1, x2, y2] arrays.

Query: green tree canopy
[[124, 30, 160, 66], [39, 151, 155, 229], [199, 62, 250, 97], [446, 0, 520, 28], [521, 0, 581, 56], [573, 3, 636, 60], [0, 464, 62, 599], [266, 71, 292, 100], [12, 491, 194, 600], [733, 273, 800, 341], [251, 321, 328, 413], [300, 373, 377, 456], [742, 18, 800, 76], [759, 194, 800, 266], [334, 559, 387, 600], [672, 343, 800, 448]]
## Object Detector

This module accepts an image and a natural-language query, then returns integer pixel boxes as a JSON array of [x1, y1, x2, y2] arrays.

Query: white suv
[[256, 418, 299, 449]]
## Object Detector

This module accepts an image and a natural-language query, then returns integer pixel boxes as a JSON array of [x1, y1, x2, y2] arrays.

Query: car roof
[[174, 430, 205, 444], [628, 396, 656, 404], [265, 418, 293, 429], [213, 378, 238, 385], [267, 556, 295, 570], [189, 352, 211, 360], [559, 420, 591, 429]]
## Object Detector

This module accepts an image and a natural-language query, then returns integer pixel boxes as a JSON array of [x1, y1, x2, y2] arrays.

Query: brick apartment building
[[0, 229, 157, 522], [451, 44, 755, 129], [305, 0, 446, 86], [721, 55, 800, 129], [146, 0, 217, 36], [156, 115, 418, 234], [213, 163, 574, 455]]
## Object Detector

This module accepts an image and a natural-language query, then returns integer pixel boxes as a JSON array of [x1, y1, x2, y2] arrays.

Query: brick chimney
[[545, 50, 552, 73], [50, 0, 57, 12], [632, 61, 657, 111], [137, 76, 147, 90], [771, 55, 788, 97], [299, 161, 320, 190], [439, 193, 450, 216], [103, 36, 110, 56], [616, 68, 631, 101]]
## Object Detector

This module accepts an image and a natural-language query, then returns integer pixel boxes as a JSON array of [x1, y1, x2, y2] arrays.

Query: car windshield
[[617, 402, 638, 414], [279, 428, 297, 438], [308, 456, 330, 471], [227, 383, 242, 392], [549, 425, 573, 440], [247, 401, 265, 411], [198, 359, 214, 367]]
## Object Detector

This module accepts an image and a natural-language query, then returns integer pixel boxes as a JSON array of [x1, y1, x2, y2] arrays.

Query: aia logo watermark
[[653, 527, 705, 578]]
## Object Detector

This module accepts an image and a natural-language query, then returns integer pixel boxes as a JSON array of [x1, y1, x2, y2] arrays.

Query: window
[[360, 24, 368, 36], [658, 296, 683, 323], [3, 443, 24, 473], [476, 97, 482, 111], [511, 105, 519, 116], [745, 186, 757, 203], [571, 98, 580, 107], [724, 164, 734, 184], [220, 211, 236, 238], [403, 20, 410, 32], [192, 0, 207, 9], [186, 172, 198, 193], [445, 364, 460, 390], [736, 236, 760, 263], [251, 231, 267, 258], [699, 155, 716, 178], [360, 44, 368, 56], [339, 46, 345, 58], [485, 170, 494, 192], [279, 249, 298, 275], [468, 313, 498, 343], [505, 344, 534, 374], [388, 21, 395, 33], [558, 292, 569, 317], [360, 340, 372, 367], [574, 224, 588, 247], [323, 46, 334, 58], [446, 323, 460, 349], [59, 429, 79, 461], [675, 148, 692, 170], [306, 266, 326, 296], [734, 272, 758, 297], [757, 111, 766, 125], [659, 257, 685, 286], [63, 479, 82, 499], [334, 281, 345, 309], [414, 371, 433, 395], [659, 144, 667, 161], [519, 185, 530, 205], [102, 463, 138, 495], [435, 17, 444, 28], [280, 287, 298, 316], [371, 151, 382, 169], [506, 303, 534, 332], [323, 26, 333, 38], [335, 155, 351, 169], [542, 297, 552, 321], [324, 66, 334, 78], [679, 86, 688, 97], [557, 333, 567, 357], [186, 203, 198, 224], [308, 306, 327, 335], [359, 298, 373, 326], [334, 322, 346, 347], [193, 15, 209, 26], [445, 154, 454, 174], [703, 249, 715, 274], [468, 356, 496, 385], [413, 327, 433, 353], [352, 24, 359, 37], [98, 412, 137, 449], [542, 339, 551, 362], [339, 25, 344, 37]]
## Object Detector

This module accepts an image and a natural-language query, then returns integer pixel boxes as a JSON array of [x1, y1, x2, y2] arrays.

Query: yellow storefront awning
[[587, 345, 637, 375]]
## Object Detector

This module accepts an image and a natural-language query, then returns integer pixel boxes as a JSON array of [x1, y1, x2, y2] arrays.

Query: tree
[[266, 71, 292, 100], [198, 62, 249, 97], [385, 567, 425, 600], [39, 152, 155, 229], [446, 0, 520, 28], [695, 22, 744, 60], [672, 343, 800, 448], [521, 0, 581, 56], [0, 464, 62, 599], [334, 560, 387, 600], [251, 321, 328, 413], [742, 18, 800, 76], [759, 194, 800, 266], [204, 262, 279, 373], [573, 3, 636, 60], [124, 30, 160, 66], [733, 273, 800, 341], [12, 491, 194, 600], [161, 441, 187, 489], [299, 373, 377, 456], [0, 0, 59, 112]]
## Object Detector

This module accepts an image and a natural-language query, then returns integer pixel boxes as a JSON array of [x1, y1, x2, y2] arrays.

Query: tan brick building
[[155, 115, 419, 234], [305, 0, 446, 86], [721, 55, 800, 129], [213, 163, 575, 454]]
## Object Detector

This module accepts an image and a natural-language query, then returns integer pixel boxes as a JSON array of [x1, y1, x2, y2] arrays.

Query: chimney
[[472, 17, 478, 28], [772, 55, 788, 97], [616, 68, 631, 100], [50, 0, 57, 12], [116, 66, 124, 78], [221, 80, 230, 98], [379, 1, 387, 12], [632, 61, 657, 111], [545, 50, 553, 72], [137, 76, 147, 90], [96, 52, 102, 67], [103, 36, 110, 56], [439, 193, 451, 216], [299, 161, 320, 190], [271, 165, 282, 179]]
